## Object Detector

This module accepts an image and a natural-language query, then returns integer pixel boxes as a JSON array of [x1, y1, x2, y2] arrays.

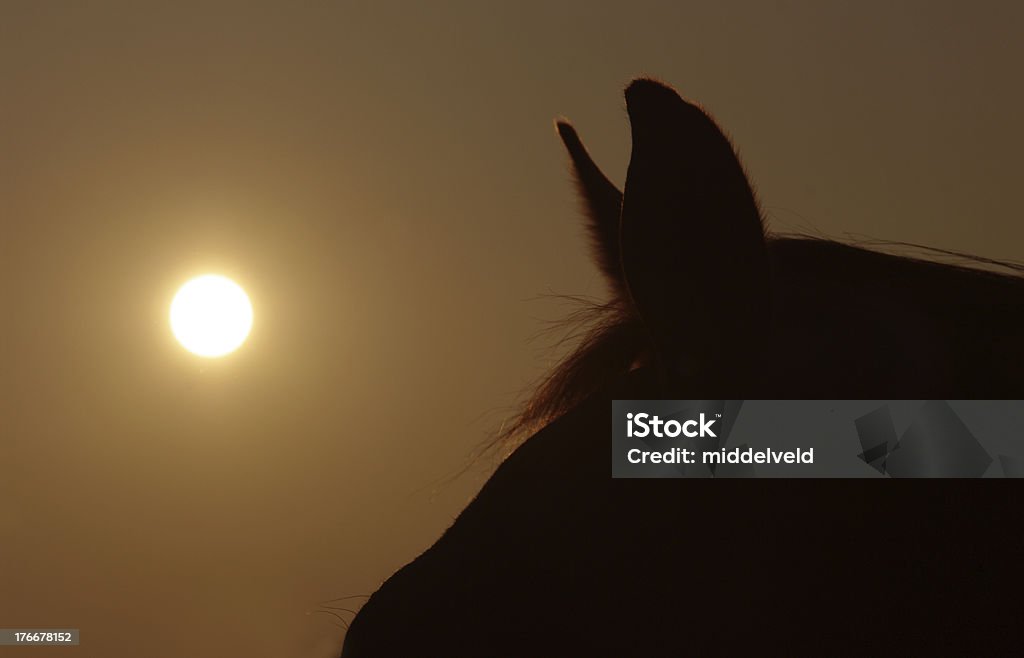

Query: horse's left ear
[[556, 120, 625, 295], [620, 79, 771, 393]]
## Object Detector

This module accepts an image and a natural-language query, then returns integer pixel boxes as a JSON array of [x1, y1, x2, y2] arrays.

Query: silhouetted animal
[[341, 79, 1024, 657]]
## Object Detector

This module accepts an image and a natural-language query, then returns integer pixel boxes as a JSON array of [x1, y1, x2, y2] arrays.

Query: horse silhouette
[[340, 79, 1024, 656]]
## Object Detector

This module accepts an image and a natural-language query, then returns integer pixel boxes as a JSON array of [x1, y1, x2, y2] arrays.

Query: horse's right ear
[[620, 79, 771, 393], [556, 120, 625, 295]]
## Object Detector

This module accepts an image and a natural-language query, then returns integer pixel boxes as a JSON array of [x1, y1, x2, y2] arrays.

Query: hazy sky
[[3, 2, 1023, 656]]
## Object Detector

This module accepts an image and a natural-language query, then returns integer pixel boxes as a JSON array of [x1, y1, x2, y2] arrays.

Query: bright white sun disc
[[170, 275, 253, 357]]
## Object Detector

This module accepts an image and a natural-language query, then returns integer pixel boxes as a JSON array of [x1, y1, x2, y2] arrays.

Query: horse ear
[[619, 79, 771, 393], [556, 120, 625, 294]]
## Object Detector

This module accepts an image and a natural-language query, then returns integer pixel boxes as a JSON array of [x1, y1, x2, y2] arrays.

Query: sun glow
[[170, 275, 253, 357]]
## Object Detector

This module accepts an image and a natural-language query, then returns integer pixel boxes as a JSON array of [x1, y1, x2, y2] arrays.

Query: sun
[[170, 274, 253, 357]]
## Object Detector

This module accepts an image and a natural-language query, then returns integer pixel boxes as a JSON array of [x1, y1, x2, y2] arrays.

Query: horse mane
[[487, 234, 1024, 455], [488, 296, 645, 455]]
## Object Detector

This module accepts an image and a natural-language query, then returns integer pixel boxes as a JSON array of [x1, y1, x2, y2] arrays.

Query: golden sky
[[2, 2, 1023, 656]]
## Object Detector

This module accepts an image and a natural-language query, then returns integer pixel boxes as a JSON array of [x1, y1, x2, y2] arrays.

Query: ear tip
[[625, 79, 686, 122], [555, 119, 582, 150], [624, 77, 676, 102]]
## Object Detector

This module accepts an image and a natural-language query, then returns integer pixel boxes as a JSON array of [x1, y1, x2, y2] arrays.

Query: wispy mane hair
[[491, 234, 1024, 454]]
